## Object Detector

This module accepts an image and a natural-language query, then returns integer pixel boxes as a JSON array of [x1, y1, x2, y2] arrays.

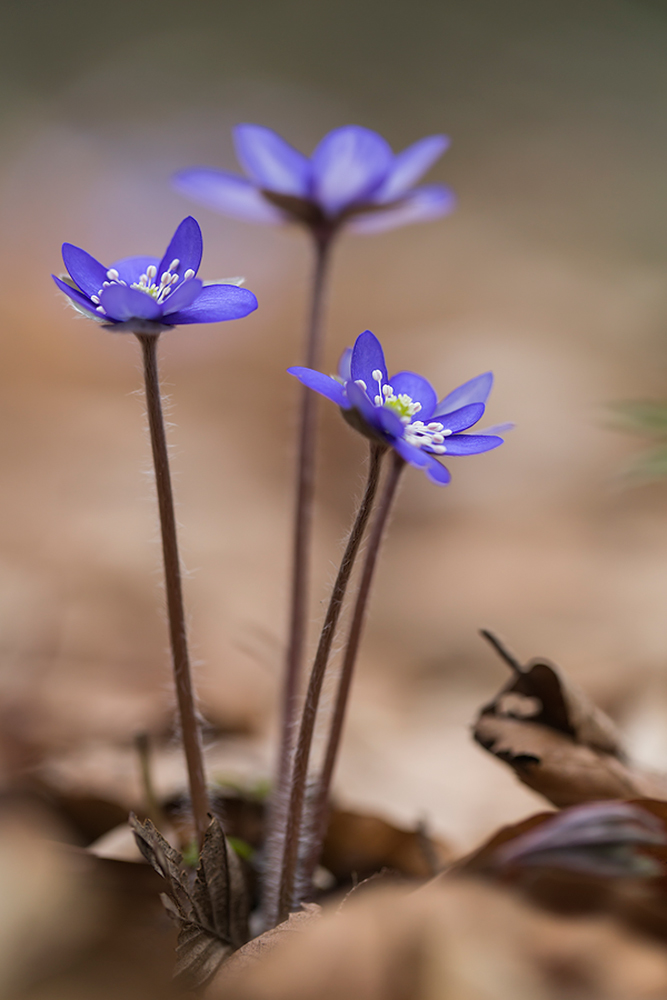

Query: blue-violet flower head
[[53, 216, 258, 333], [173, 125, 455, 236], [289, 330, 510, 485]]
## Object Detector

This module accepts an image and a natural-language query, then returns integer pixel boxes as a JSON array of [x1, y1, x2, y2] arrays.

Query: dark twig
[[479, 628, 525, 675]]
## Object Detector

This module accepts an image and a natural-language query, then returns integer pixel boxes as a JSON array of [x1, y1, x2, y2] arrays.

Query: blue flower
[[288, 331, 508, 485], [53, 216, 258, 333], [173, 125, 455, 235]]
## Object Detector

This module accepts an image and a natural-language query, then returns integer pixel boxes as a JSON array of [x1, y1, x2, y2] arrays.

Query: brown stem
[[134, 731, 167, 832], [262, 232, 335, 923], [303, 451, 406, 888], [278, 232, 335, 792], [137, 333, 209, 850], [275, 442, 386, 923]]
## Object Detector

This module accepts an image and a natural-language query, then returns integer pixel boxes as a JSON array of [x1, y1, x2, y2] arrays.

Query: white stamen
[[355, 379, 367, 390], [183, 268, 195, 281], [106, 268, 119, 281], [168, 258, 180, 271], [91, 295, 100, 304], [146, 265, 157, 279]]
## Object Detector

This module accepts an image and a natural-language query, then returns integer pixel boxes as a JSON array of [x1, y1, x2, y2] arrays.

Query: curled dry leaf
[[453, 799, 667, 946], [130, 813, 249, 990], [473, 631, 667, 807], [459, 800, 667, 879]]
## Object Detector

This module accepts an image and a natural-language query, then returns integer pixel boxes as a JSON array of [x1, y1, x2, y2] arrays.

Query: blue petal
[[438, 402, 485, 434], [350, 330, 388, 390], [423, 453, 452, 485], [372, 135, 450, 203], [52, 274, 98, 317], [108, 255, 160, 285], [311, 126, 393, 215], [234, 124, 311, 197], [392, 436, 430, 467], [161, 278, 203, 315], [374, 405, 405, 438], [173, 168, 286, 225], [288, 367, 348, 407], [337, 346, 352, 381], [389, 371, 437, 421], [433, 372, 494, 417], [442, 434, 503, 455], [157, 216, 202, 281], [349, 185, 455, 235], [98, 285, 163, 322], [346, 379, 385, 433], [165, 284, 258, 325], [61, 244, 108, 296]]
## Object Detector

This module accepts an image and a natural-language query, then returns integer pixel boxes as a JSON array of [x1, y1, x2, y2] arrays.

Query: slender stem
[[263, 232, 334, 922], [278, 232, 335, 793], [134, 730, 167, 832], [303, 451, 406, 887], [137, 333, 210, 850], [275, 442, 386, 923]]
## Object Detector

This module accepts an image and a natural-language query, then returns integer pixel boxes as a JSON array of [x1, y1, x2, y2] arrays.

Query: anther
[[355, 379, 367, 390], [146, 265, 157, 279], [106, 269, 119, 281], [91, 295, 100, 304], [168, 258, 180, 271], [183, 269, 195, 281]]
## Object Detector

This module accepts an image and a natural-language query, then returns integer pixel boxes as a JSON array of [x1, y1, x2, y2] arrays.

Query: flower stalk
[[303, 451, 406, 888], [274, 442, 386, 924], [265, 229, 336, 918], [279, 229, 336, 793], [138, 332, 210, 850]]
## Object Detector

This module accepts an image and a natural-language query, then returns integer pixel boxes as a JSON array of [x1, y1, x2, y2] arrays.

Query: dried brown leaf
[[474, 632, 667, 807], [130, 814, 249, 989], [206, 879, 667, 1000], [217, 904, 321, 983], [322, 809, 452, 881], [460, 800, 666, 878], [451, 799, 667, 947]]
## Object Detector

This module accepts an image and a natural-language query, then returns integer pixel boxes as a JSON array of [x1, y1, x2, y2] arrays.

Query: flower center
[[353, 369, 452, 454], [90, 260, 196, 314]]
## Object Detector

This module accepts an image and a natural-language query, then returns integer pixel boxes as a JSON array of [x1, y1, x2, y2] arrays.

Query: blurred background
[[0, 0, 667, 860]]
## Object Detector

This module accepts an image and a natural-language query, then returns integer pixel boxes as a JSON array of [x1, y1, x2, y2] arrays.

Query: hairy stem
[[304, 451, 406, 886], [138, 333, 209, 849], [278, 232, 335, 790], [275, 442, 386, 923], [262, 232, 335, 923]]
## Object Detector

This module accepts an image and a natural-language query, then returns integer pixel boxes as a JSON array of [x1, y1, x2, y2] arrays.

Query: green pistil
[[384, 396, 413, 420]]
